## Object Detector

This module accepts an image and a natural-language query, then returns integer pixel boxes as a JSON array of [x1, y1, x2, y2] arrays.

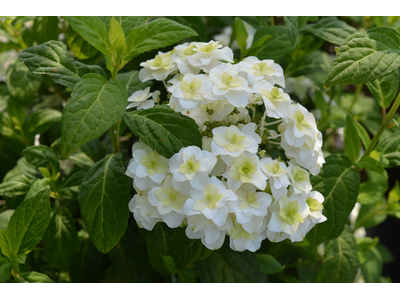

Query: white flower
[[211, 123, 259, 158], [252, 80, 292, 119], [126, 87, 160, 110], [305, 191, 327, 224], [239, 56, 285, 87], [287, 162, 312, 194], [139, 50, 177, 82], [227, 183, 272, 225], [188, 41, 234, 72], [268, 194, 309, 236], [129, 190, 161, 231], [126, 142, 169, 191], [229, 215, 267, 252], [209, 64, 250, 108], [168, 74, 216, 110], [169, 146, 217, 190], [184, 176, 237, 226], [172, 43, 201, 75], [260, 157, 291, 199], [222, 152, 267, 192], [147, 175, 188, 228]]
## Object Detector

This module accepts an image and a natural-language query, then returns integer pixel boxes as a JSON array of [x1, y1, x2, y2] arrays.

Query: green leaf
[[284, 16, 298, 45], [357, 182, 384, 205], [58, 171, 86, 200], [80, 139, 107, 163], [0, 175, 32, 197], [66, 26, 99, 60], [356, 237, 379, 264], [30, 16, 60, 46], [375, 130, 400, 168], [123, 18, 197, 65], [6, 60, 41, 105], [357, 239, 383, 283], [300, 17, 357, 45], [77, 153, 130, 254], [245, 34, 272, 58], [123, 105, 202, 159], [0, 182, 51, 260], [0, 210, 14, 231], [196, 247, 265, 283], [162, 255, 179, 274], [317, 226, 359, 283], [0, 254, 12, 283], [354, 157, 388, 179], [168, 16, 208, 41], [19, 40, 106, 89], [353, 119, 371, 149], [356, 198, 387, 229], [290, 35, 324, 61], [69, 150, 95, 170], [116, 70, 152, 96], [249, 26, 295, 60], [23, 145, 59, 173], [366, 70, 399, 108], [15, 271, 54, 283], [63, 16, 112, 57], [109, 16, 127, 57], [344, 114, 361, 164], [101, 16, 145, 37], [257, 254, 284, 274], [238, 16, 267, 28], [306, 155, 360, 245], [285, 51, 328, 78], [234, 17, 248, 56], [17, 157, 41, 180], [43, 207, 80, 270], [24, 108, 61, 140], [61, 73, 127, 158], [324, 27, 400, 88]]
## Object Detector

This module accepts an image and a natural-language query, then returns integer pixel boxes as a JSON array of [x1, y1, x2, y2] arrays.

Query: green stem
[[347, 83, 363, 114], [362, 91, 400, 158], [111, 64, 119, 81], [270, 16, 275, 26], [110, 125, 119, 153], [259, 109, 268, 140]]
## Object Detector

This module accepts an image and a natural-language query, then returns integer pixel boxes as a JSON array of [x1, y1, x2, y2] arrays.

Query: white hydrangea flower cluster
[[125, 40, 326, 252]]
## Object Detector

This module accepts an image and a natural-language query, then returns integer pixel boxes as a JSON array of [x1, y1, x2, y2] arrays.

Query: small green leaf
[[306, 155, 360, 245], [249, 26, 295, 60], [257, 254, 284, 274], [300, 16, 357, 45], [61, 73, 127, 158], [117, 70, 152, 96], [69, 150, 95, 170], [376, 130, 400, 168], [19, 40, 106, 89], [63, 16, 112, 57], [101, 16, 146, 37], [23, 145, 59, 173], [0, 175, 32, 197], [354, 157, 388, 179], [0, 252, 12, 283], [234, 17, 248, 56], [285, 51, 328, 78], [6, 60, 41, 105], [168, 16, 208, 41], [66, 26, 99, 60], [15, 271, 54, 283], [344, 114, 361, 164], [245, 34, 271, 58], [366, 70, 399, 108], [324, 27, 400, 88], [0, 182, 51, 260], [109, 16, 127, 57], [317, 226, 359, 283], [284, 16, 298, 45], [123, 105, 202, 159], [77, 153, 130, 254], [0, 210, 14, 231], [162, 255, 179, 274], [123, 18, 197, 65], [357, 238, 383, 283], [196, 247, 265, 283], [43, 207, 80, 270], [357, 182, 384, 205], [24, 108, 61, 140], [353, 119, 371, 149]]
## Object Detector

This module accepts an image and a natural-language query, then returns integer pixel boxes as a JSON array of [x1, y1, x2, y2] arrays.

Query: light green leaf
[[285, 51, 328, 78], [77, 153, 130, 254], [109, 16, 127, 57], [317, 226, 359, 283], [43, 207, 80, 270], [19, 40, 106, 89], [15, 271, 54, 283], [249, 25, 295, 60], [0, 210, 14, 231], [80, 139, 107, 163], [63, 16, 112, 57], [101, 16, 146, 37], [366, 70, 399, 108], [306, 155, 360, 245], [234, 17, 248, 56], [66, 26, 99, 60], [61, 73, 127, 158], [245, 34, 271, 58], [0, 252, 12, 283], [123, 105, 202, 159], [23, 145, 59, 173], [168, 16, 208, 41], [123, 18, 197, 65], [376, 131, 400, 168], [291, 35, 324, 61], [353, 119, 371, 149], [0, 182, 51, 260], [0, 174, 32, 197], [357, 238, 383, 283], [69, 150, 95, 170], [117, 70, 152, 96], [354, 157, 388, 179], [300, 16, 357, 45], [17, 157, 41, 180], [344, 114, 361, 164], [257, 254, 284, 274], [6, 60, 41, 105], [284, 16, 298, 45], [196, 247, 265, 283], [357, 182, 384, 205], [324, 27, 400, 88]]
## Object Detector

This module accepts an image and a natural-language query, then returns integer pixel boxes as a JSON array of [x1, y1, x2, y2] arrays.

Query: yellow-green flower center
[[279, 199, 304, 225], [148, 55, 171, 68], [253, 62, 275, 76], [294, 110, 311, 131], [204, 184, 223, 210], [230, 222, 257, 240], [155, 187, 186, 210], [239, 191, 260, 210], [141, 151, 168, 176], [220, 72, 243, 89], [293, 166, 308, 182], [181, 77, 202, 99], [179, 155, 201, 174], [306, 197, 323, 212]]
